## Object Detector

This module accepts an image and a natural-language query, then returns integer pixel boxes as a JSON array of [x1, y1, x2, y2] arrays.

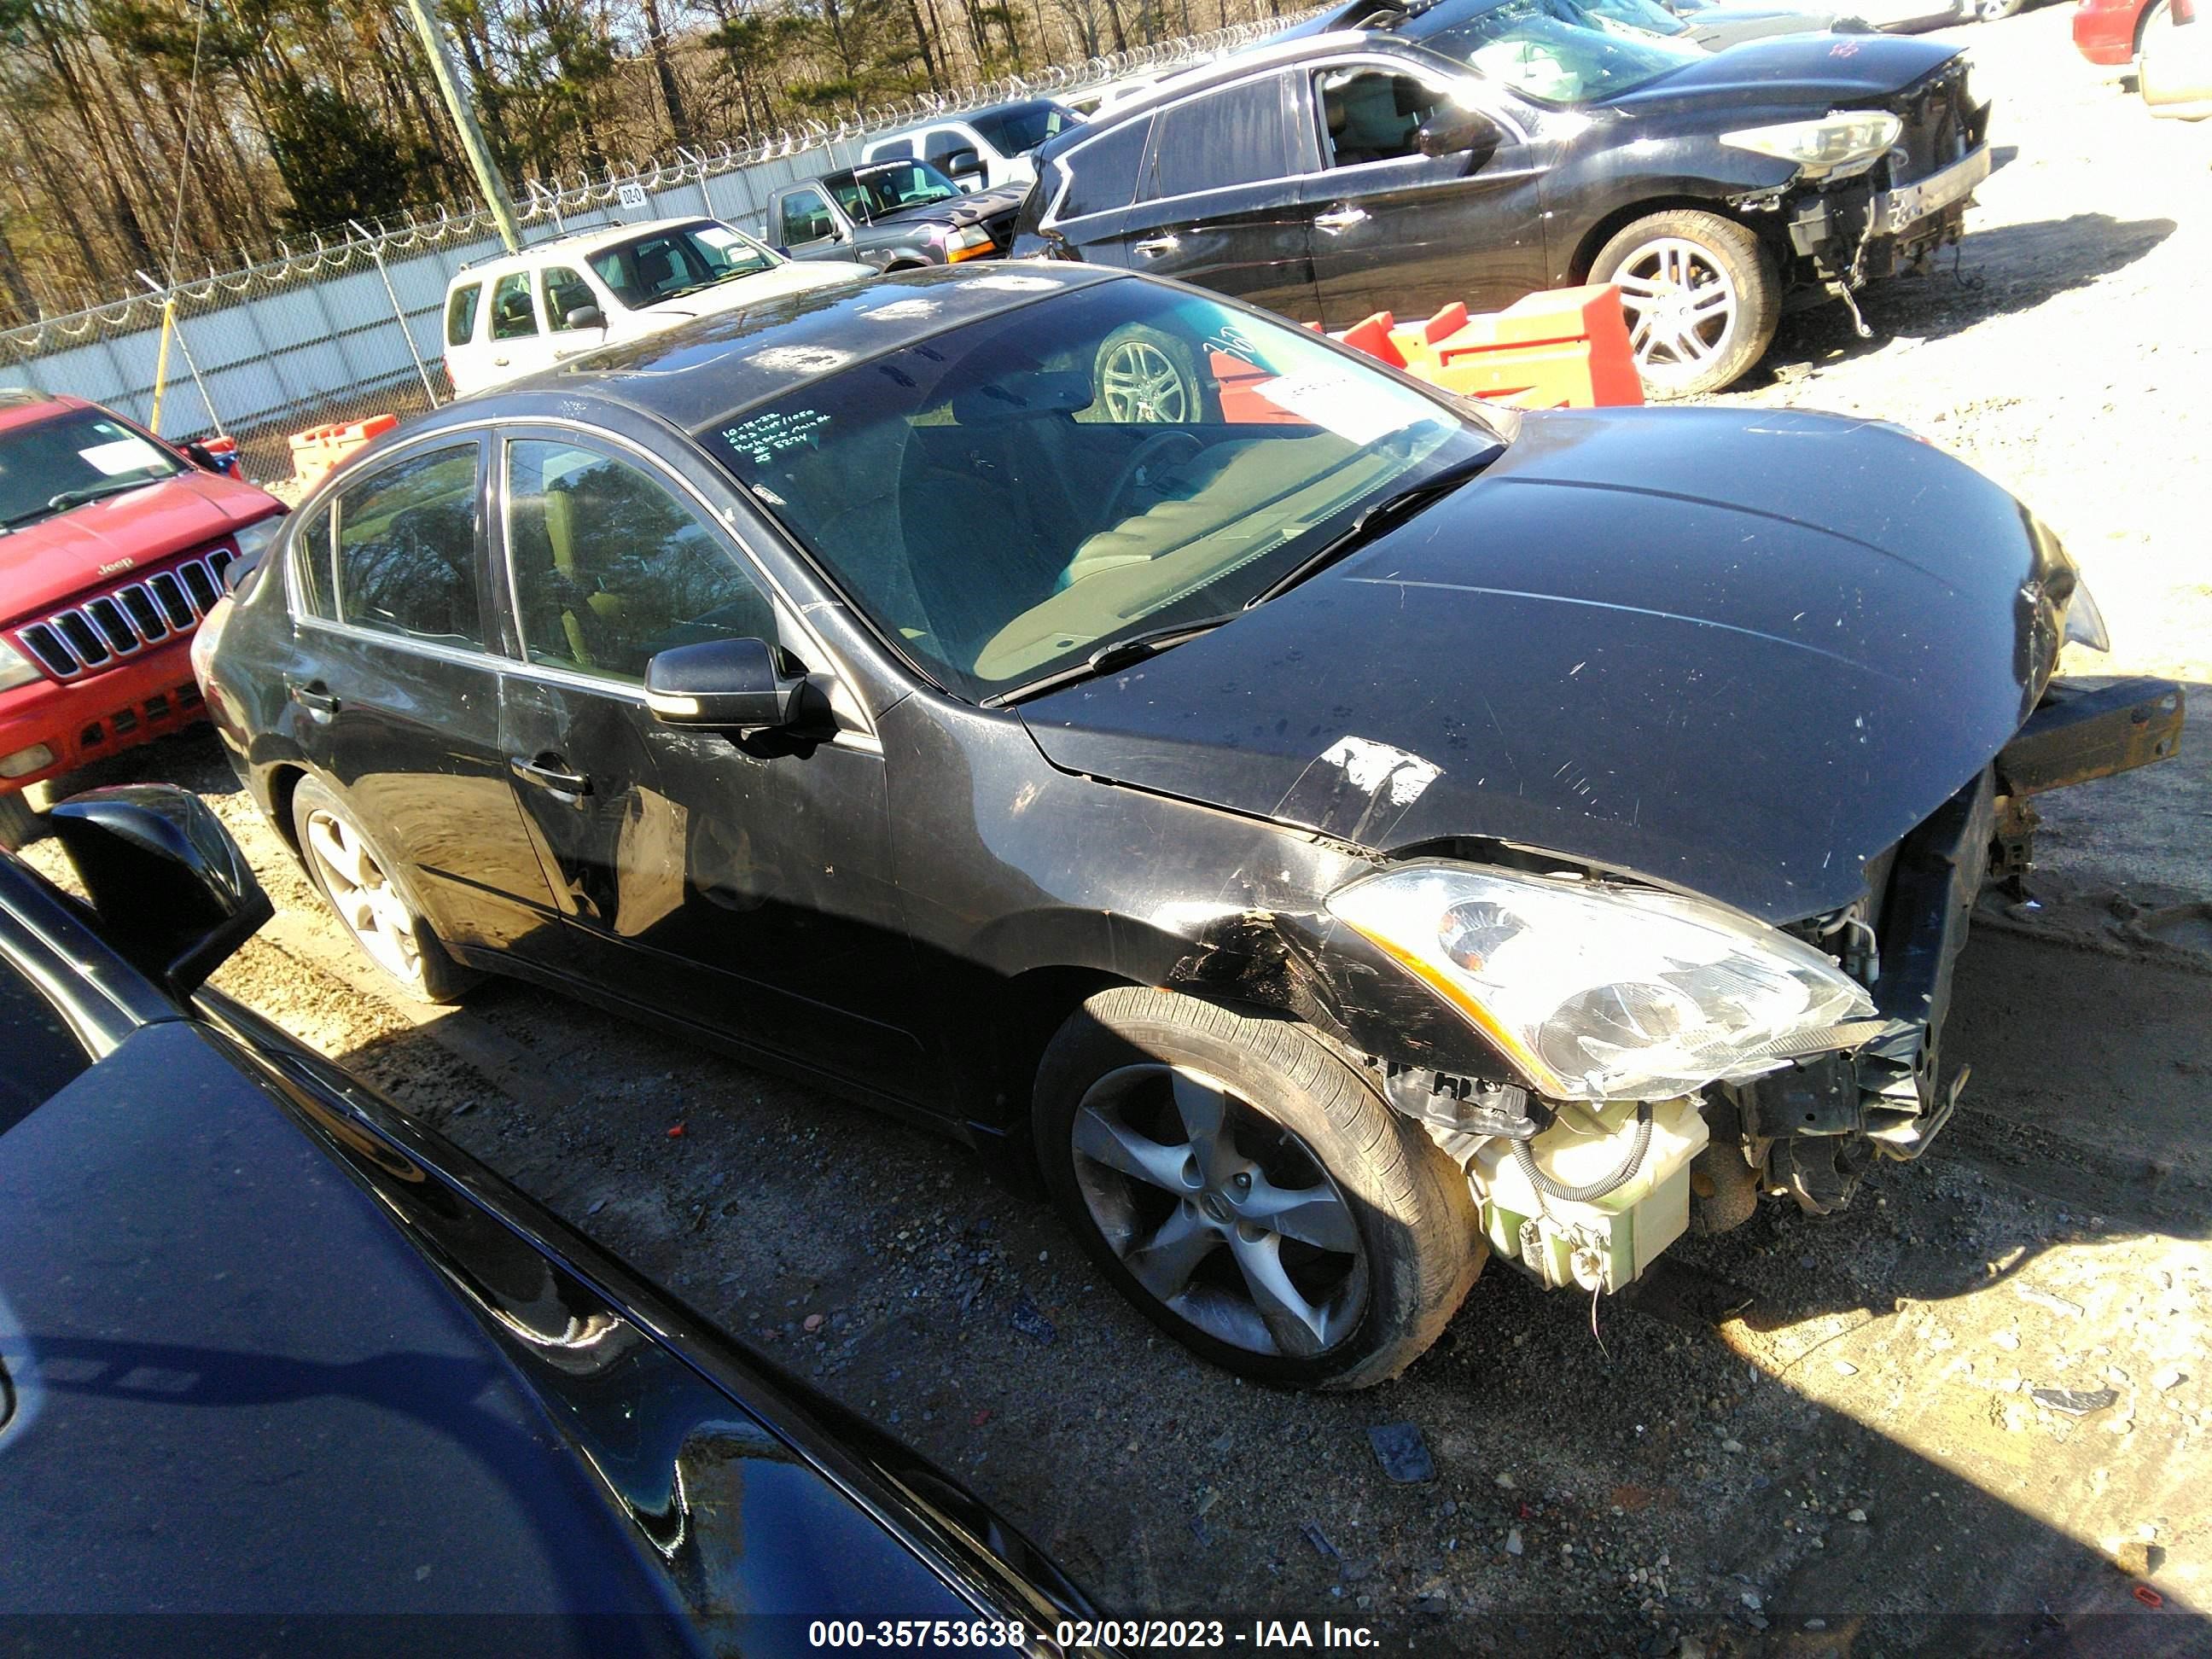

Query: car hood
[[1609, 31, 1964, 114], [869, 182, 1028, 229], [1020, 407, 2067, 923], [1685, 8, 1843, 48], [0, 469, 280, 621]]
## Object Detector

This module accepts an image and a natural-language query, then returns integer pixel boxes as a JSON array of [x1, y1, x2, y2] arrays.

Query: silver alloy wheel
[[1098, 340, 1191, 424], [305, 806, 424, 985], [1612, 236, 1741, 388], [1069, 1062, 1367, 1359]]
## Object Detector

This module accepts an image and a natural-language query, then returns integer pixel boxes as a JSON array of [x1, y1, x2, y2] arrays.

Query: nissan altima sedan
[[198, 265, 2181, 1389]]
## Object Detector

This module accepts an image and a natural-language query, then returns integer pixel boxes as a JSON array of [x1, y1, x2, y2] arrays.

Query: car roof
[[411, 262, 1123, 438], [451, 217, 719, 282], [0, 388, 90, 435]]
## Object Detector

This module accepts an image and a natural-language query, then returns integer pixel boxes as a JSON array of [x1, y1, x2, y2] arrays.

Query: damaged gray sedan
[[200, 266, 2185, 1388]]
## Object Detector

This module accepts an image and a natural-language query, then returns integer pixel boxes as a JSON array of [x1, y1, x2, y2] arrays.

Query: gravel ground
[[23, 11, 2212, 1653]]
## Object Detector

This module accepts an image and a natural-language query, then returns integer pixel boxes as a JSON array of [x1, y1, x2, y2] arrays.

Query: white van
[[441, 218, 871, 396], [858, 98, 1083, 194]]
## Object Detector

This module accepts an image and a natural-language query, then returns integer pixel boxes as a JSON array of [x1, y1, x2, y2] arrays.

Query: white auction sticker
[[78, 435, 169, 476], [1249, 370, 1418, 445]]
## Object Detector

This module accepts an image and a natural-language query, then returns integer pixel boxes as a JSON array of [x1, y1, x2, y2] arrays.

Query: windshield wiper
[[1250, 445, 1503, 605], [2, 477, 159, 527], [986, 611, 1243, 707]]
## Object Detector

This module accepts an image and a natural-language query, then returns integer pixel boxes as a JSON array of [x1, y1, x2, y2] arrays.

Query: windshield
[[586, 222, 779, 309], [826, 161, 963, 221], [1406, 0, 1703, 103], [706, 280, 1502, 702], [0, 408, 184, 533], [970, 101, 1082, 154]]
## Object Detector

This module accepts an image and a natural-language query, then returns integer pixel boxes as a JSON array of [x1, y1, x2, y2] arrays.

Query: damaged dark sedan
[[196, 267, 2183, 1389], [1016, 0, 1991, 394]]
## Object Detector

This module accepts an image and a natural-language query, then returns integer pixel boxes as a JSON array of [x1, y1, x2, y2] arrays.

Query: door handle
[[1132, 235, 1180, 255], [290, 680, 339, 719], [1314, 207, 1370, 234], [509, 753, 593, 804]]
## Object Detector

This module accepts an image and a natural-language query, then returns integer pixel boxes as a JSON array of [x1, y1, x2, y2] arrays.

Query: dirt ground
[[24, 9, 2212, 1653]]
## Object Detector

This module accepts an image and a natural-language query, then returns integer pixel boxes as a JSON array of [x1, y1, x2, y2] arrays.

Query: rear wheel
[[1035, 987, 1482, 1389], [1591, 209, 1781, 399], [1976, 0, 2023, 20], [0, 791, 42, 853], [291, 776, 475, 1004]]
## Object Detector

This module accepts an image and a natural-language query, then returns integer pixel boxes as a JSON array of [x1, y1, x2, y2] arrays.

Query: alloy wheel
[[1068, 1062, 1368, 1359], [1098, 340, 1191, 423], [1612, 236, 1741, 388], [306, 807, 424, 985]]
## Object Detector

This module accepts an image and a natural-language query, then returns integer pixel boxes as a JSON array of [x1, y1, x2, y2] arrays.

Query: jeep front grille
[[11, 546, 236, 680]]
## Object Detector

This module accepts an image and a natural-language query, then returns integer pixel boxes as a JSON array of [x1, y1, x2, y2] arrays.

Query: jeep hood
[[1608, 32, 1965, 116], [0, 469, 280, 621], [1021, 407, 2069, 924]]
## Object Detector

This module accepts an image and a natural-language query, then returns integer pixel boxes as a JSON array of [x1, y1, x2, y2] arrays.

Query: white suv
[[441, 218, 871, 396], [859, 98, 1083, 194]]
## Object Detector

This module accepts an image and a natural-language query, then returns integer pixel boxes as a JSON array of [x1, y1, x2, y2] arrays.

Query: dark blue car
[[0, 785, 1100, 1656]]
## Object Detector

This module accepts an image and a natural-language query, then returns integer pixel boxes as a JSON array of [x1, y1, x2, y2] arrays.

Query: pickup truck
[[762, 160, 1028, 271]]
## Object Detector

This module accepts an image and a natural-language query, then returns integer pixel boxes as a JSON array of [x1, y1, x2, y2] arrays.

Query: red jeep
[[0, 391, 284, 846]]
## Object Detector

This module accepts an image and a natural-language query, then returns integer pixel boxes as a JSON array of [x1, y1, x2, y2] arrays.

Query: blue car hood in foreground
[[1022, 407, 2069, 923]]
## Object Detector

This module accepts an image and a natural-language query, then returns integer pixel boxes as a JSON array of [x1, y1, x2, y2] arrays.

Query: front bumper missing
[[1996, 677, 2186, 796], [1868, 143, 1992, 238]]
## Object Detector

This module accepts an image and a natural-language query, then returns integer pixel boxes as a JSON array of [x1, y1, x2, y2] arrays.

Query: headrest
[[948, 370, 1095, 426]]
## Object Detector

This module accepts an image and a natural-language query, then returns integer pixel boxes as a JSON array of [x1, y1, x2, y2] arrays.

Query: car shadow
[[1748, 212, 2177, 381]]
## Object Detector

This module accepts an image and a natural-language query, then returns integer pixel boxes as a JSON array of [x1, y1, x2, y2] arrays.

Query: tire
[[2135, 0, 2168, 50], [1976, 0, 2023, 20], [0, 790, 42, 853], [1590, 209, 1782, 399], [1093, 323, 1209, 424], [291, 776, 476, 1004], [1035, 987, 1483, 1389]]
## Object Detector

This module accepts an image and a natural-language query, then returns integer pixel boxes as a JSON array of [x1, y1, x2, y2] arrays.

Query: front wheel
[[1035, 987, 1482, 1389], [1590, 209, 1781, 399]]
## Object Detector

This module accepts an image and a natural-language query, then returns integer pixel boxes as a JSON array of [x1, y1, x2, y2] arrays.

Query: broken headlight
[[1326, 862, 1874, 1103], [1720, 112, 1902, 180]]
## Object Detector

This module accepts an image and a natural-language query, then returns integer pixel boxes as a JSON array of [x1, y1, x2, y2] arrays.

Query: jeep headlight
[[0, 636, 42, 693], [1326, 862, 1874, 1102], [230, 515, 285, 562], [1720, 111, 1902, 180]]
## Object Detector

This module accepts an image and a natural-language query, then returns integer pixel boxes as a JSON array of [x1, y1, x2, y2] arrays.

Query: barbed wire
[[0, 8, 1316, 358]]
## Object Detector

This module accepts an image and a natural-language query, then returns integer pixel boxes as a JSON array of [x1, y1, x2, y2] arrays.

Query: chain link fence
[[0, 10, 1316, 489]]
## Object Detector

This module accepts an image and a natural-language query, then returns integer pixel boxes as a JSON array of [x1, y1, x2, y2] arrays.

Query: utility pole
[[400, 0, 523, 251]]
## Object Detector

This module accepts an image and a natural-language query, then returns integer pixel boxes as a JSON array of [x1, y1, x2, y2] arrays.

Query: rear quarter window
[[1058, 116, 1154, 218], [1147, 78, 1295, 199], [0, 952, 92, 1138], [290, 503, 336, 620], [445, 282, 484, 346]]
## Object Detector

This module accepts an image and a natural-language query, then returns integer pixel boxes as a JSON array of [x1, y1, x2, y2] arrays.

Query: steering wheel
[[1099, 429, 1205, 530]]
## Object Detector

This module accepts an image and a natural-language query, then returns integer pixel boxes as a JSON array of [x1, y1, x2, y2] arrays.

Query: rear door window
[[503, 438, 776, 682], [488, 271, 539, 341], [334, 445, 486, 649], [445, 282, 484, 346], [1145, 77, 1296, 200]]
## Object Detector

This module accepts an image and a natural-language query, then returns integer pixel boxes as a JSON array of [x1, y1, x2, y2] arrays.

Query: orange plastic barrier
[[1353, 286, 1643, 410], [288, 413, 399, 491], [1209, 289, 1641, 419]]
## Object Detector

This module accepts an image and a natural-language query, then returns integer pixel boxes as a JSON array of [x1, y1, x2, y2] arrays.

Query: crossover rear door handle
[[1314, 207, 1370, 234], [509, 753, 593, 804], [1132, 235, 1181, 255], [290, 680, 339, 719]]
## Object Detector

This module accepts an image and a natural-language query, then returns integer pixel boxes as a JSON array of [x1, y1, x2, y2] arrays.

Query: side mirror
[[563, 303, 605, 329], [44, 783, 271, 998], [644, 637, 808, 734], [1417, 104, 1504, 159], [944, 148, 985, 184]]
